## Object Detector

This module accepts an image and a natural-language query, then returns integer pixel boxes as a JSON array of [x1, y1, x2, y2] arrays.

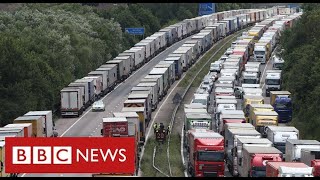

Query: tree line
[[280, 3, 320, 139], [0, 3, 249, 126]]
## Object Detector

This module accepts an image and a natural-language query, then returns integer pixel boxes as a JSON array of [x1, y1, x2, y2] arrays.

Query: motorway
[[21, 36, 193, 177]]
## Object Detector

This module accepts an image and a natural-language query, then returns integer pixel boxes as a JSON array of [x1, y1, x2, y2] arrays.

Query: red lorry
[[94, 117, 138, 177], [187, 129, 225, 177], [266, 161, 313, 177], [238, 146, 283, 177]]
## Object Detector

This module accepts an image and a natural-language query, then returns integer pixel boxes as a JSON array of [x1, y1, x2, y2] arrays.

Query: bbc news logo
[[5, 137, 135, 173]]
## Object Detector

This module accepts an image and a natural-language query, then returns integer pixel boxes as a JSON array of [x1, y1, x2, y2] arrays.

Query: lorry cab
[[242, 71, 260, 84], [272, 55, 284, 70], [265, 70, 282, 97], [185, 113, 212, 132], [192, 94, 210, 111], [270, 91, 292, 123], [254, 42, 268, 64], [187, 129, 225, 177]]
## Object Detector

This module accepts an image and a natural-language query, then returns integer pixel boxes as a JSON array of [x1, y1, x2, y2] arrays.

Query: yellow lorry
[[252, 111, 279, 134], [248, 104, 275, 124], [242, 95, 264, 122], [122, 107, 146, 145]]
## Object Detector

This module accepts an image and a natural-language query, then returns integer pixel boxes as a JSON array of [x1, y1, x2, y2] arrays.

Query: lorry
[[247, 104, 274, 123], [99, 117, 139, 176], [252, 111, 279, 134], [83, 76, 103, 99], [238, 146, 283, 177], [122, 107, 146, 144], [112, 112, 140, 142], [270, 91, 292, 123], [3, 123, 32, 137], [215, 99, 237, 113], [272, 55, 284, 70], [135, 82, 159, 110], [164, 56, 183, 79], [266, 161, 313, 177], [185, 113, 212, 132], [225, 128, 261, 176], [24, 111, 57, 137], [158, 61, 175, 85], [265, 70, 282, 97], [285, 140, 320, 162], [74, 79, 95, 104], [235, 137, 273, 176], [88, 70, 109, 95], [68, 82, 90, 109], [128, 92, 152, 125], [143, 75, 163, 100], [265, 126, 299, 159], [242, 71, 260, 84], [192, 94, 210, 112], [254, 42, 268, 64], [218, 114, 246, 135], [187, 129, 225, 177], [13, 116, 43, 137], [149, 68, 169, 95], [98, 64, 119, 88], [242, 95, 264, 118], [60, 87, 83, 117], [301, 149, 320, 176]]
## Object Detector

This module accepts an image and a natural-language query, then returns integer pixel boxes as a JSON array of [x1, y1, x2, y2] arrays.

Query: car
[[92, 100, 105, 111], [210, 62, 222, 73]]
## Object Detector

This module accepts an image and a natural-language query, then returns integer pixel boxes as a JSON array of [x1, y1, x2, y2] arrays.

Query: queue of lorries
[[92, 7, 284, 177], [182, 9, 319, 177], [0, 6, 304, 178]]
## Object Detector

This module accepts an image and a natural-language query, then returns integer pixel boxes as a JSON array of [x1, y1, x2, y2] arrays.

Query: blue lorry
[[270, 91, 293, 123]]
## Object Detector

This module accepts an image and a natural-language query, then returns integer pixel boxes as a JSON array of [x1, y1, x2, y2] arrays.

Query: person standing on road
[[166, 125, 171, 135], [153, 123, 158, 134]]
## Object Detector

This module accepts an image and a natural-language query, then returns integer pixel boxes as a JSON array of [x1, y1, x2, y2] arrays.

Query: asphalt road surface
[[20, 37, 193, 177]]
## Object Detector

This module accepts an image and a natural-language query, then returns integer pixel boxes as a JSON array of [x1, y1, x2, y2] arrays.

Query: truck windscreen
[[275, 102, 292, 109], [197, 151, 224, 162], [243, 79, 256, 84], [273, 63, 284, 69], [266, 79, 280, 85], [193, 99, 207, 106], [254, 51, 265, 55]]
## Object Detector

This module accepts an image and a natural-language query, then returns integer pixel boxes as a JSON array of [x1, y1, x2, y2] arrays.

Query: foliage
[[280, 5, 320, 139], [0, 3, 122, 126]]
